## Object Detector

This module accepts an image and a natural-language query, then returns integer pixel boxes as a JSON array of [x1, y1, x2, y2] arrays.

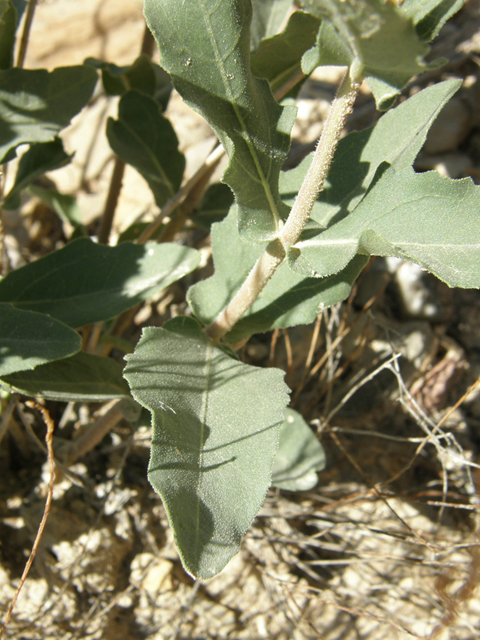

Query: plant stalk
[[16, 0, 38, 68], [206, 73, 360, 342]]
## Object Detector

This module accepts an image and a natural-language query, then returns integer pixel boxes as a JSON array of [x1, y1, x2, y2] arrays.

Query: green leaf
[[28, 184, 84, 230], [291, 165, 480, 289], [124, 316, 290, 578], [107, 90, 185, 208], [272, 408, 325, 491], [145, 0, 296, 243], [0, 238, 201, 328], [250, 0, 293, 51], [187, 206, 367, 344], [0, 0, 15, 70], [402, 0, 465, 40], [250, 10, 321, 96], [193, 182, 234, 231], [281, 79, 462, 230], [3, 138, 72, 208], [0, 65, 97, 163], [298, 0, 432, 109], [85, 55, 173, 110], [0, 303, 81, 376], [1, 351, 130, 401]]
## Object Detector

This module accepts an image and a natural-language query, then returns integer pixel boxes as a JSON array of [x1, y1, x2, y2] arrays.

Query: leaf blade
[[0, 238, 200, 328], [124, 316, 290, 578], [0, 303, 81, 376], [0, 65, 98, 163], [144, 0, 296, 243]]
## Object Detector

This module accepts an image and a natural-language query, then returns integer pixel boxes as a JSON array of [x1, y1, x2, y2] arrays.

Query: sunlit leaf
[[188, 206, 367, 343], [272, 408, 325, 491], [124, 316, 290, 578], [0, 65, 97, 163], [145, 0, 296, 243], [298, 0, 433, 109], [291, 165, 480, 289]]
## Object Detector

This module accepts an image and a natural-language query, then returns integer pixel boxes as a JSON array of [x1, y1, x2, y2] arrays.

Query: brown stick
[[0, 402, 56, 639]]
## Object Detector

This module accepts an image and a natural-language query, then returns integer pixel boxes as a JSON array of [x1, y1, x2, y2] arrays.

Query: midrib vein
[[199, 0, 281, 229], [195, 339, 213, 557]]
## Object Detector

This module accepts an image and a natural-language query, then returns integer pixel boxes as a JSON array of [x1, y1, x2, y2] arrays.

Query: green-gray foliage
[[272, 408, 326, 491], [0, 238, 200, 327], [0, 65, 97, 163], [1, 351, 130, 401], [124, 317, 290, 578], [107, 90, 185, 208], [0, 303, 81, 376], [144, 0, 296, 243]]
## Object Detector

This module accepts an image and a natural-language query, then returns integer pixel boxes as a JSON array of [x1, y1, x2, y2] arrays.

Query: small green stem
[[16, 0, 38, 68], [206, 72, 360, 342]]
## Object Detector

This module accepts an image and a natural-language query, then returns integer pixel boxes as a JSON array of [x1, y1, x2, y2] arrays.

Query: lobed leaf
[[1, 351, 130, 401], [401, 0, 465, 41], [0, 303, 81, 376], [291, 165, 480, 289], [144, 0, 296, 243], [3, 138, 72, 209], [124, 316, 290, 578], [272, 408, 325, 491], [280, 79, 462, 230], [250, 0, 294, 52], [0, 238, 201, 328], [298, 0, 433, 109], [0, 65, 97, 163], [107, 90, 185, 208], [188, 206, 367, 344], [250, 10, 321, 97]]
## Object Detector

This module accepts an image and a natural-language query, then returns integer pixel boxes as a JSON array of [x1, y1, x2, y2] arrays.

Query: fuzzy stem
[[206, 72, 360, 342], [281, 73, 360, 246]]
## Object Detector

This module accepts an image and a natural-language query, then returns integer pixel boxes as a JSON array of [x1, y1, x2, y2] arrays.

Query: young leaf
[[291, 166, 480, 289], [0, 0, 15, 70], [0, 65, 97, 163], [402, 0, 465, 41], [144, 0, 296, 243], [250, 0, 293, 51], [1, 351, 130, 401], [272, 408, 325, 491], [107, 90, 185, 208], [85, 55, 173, 110], [250, 10, 321, 96], [281, 79, 462, 230], [3, 138, 72, 209], [298, 0, 432, 109], [0, 303, 81, 376], [123, 316, 290, 578], [28, 185, 84, 231], [0, 238, 200, 328], [188, 206, 367, 343]]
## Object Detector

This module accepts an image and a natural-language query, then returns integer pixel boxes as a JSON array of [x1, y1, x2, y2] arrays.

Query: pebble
[[423, 96, 472, 154]]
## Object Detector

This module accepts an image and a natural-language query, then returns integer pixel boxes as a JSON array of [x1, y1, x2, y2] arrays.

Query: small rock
[[423, 96, 472, 154], [415, 151, 472, 179]]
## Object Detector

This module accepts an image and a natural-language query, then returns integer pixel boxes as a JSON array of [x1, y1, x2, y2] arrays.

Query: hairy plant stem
[[206, 73, 360, 342]]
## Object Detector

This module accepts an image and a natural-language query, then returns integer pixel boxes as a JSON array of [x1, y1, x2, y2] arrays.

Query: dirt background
[[2, 1, 480, 639]]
